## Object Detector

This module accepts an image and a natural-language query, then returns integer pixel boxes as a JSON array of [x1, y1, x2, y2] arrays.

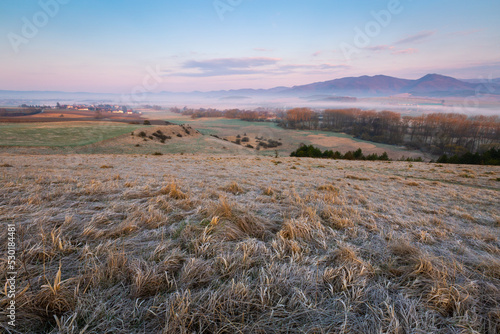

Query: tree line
[[290, 145, 394, 161], [280, 108, 500, 155], [437, 147, 500, 165], [170, 107, 274, 122]]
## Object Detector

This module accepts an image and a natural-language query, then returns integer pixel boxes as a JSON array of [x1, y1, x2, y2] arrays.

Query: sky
[[0, 0, 499, 93]]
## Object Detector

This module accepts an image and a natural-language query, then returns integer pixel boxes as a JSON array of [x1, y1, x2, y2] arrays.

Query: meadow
[[0, 118, 429, 160], [131, 113, 431, 159], [0, 153, 498, 333], [0, 122, 142, 147]]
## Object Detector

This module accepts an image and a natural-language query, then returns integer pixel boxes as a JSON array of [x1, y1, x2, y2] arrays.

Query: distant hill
[[404, 74, 473, 93], [2, 74, 499, 101], [287, 75, 412, 96], [282, 74, 500, 97], [203, 74, 500, 98]]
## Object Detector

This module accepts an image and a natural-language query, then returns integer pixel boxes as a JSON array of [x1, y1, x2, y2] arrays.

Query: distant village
[[19, 103, 140, 115]]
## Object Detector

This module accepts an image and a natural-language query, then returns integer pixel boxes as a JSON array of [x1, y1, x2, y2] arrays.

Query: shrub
[[379, 152, 390, 161], [353, 148, 364, 159], [267, 139, 282, 148], [241, 137, 250, 142], [400, 156, 424, 162], [177, 134, 183, 138], [437, 147, 500, 166], [138, 131, 147, 138], [290, 145, 391, 161], [343, 151, 355, 160], [290, 144, 322, 158], [153, 131, 169, 142], [143, 120, 151, 125]]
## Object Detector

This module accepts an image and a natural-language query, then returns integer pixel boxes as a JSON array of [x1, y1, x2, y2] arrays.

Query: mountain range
[[1, 74, 499, 101], [212, 74, 500, 98]]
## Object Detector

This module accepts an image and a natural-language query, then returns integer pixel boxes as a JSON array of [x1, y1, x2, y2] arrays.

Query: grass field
[[0, 122, 142, 147], [0, 117, 430, 160], [147, 113, 431, 159], [0, 154, 498, 333]]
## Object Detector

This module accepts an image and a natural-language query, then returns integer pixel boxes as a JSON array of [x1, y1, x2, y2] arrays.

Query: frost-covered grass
[[0, 154, 499, 333]]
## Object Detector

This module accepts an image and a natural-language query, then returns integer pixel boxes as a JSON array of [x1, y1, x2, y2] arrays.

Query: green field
[[0, 117, 430, 160], [160, 115, 428, 158], [0, 122, 142, 147]]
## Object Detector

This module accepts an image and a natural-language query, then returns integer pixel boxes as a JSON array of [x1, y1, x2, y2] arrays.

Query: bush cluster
[[258, 139, 282, 149], [152, 130, 171, 142], [437, 147, 500, 165], [290, 145, 390, 161]]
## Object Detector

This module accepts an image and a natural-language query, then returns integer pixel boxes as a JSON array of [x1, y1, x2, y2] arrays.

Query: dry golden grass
[[262, 186, 275, 196], [159, 179, 188, 200], [317, 184, 339, 193], [0, 154, 499, 333], [221, 181, 244, 194]]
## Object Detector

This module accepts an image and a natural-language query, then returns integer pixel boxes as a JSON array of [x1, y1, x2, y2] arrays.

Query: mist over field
[[2, 90, 500, 117]]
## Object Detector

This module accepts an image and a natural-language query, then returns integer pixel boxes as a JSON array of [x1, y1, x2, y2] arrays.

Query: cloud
[[275, 63, 350, 74], [391, 48, 418, 55], [177, 57, 281, 77], [185, 57, 280, 70], [313, 50, 339, 57], [169, 57, 349, 77], [395, 31, 435, 45], [319, 63, 350, 70], [366, 45, 394, 52]]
